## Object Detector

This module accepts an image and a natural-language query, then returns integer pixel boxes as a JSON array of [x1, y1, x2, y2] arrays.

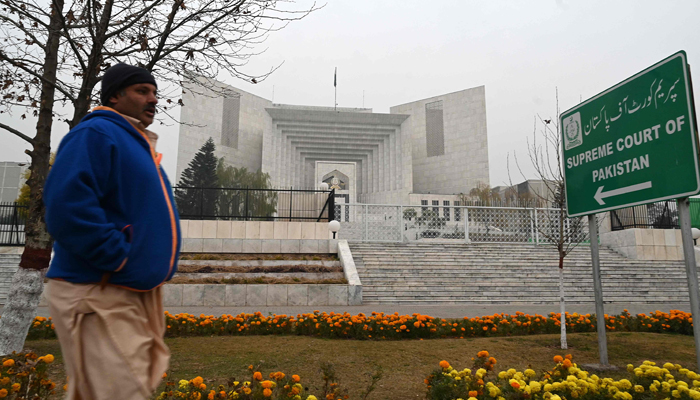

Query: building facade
[[0, 162, 28, 203], [177, 79, 489, 205]]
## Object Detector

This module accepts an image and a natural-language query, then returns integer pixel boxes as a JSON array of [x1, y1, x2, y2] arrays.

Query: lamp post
[[320, 182, 329, 190], [329, 220, 340, 239], [692, 227, 700, 246]]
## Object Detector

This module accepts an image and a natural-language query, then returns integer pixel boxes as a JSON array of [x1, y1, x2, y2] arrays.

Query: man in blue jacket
[[43, 63, 181, 400]]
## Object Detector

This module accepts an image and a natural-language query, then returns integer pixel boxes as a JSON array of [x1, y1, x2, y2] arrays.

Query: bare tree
[[510, 91, 589, 349], [0, 0, 319, 355]]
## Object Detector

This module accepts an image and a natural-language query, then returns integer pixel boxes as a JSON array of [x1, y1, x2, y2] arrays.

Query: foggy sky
[[1, 0, 699, 192]]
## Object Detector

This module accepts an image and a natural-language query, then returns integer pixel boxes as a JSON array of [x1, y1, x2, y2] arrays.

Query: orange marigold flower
[[564, 354, 573, 360], [0, 389, 7, 398], [469, 391, 479, 397], [477, 379, 484, 386], [511, 381, 521, 389], [489, 357, 497, 364], [10, 384, 20, 393], [248, 365, 254, 370], [162, 373, 167, 379], [261, 381, 274, 389], [553, 355, 563, 363], [292, 375, 301, 383], [482, 326, 488, 331], [439, 360, 450, 369], [263, 388, 272, 397], [199, 383, 207, 390], [208, 390, 215, 400], [477, 350, 489, 358], [2, 359, 14, 367], [562, 359, 572, 368], [253, 372, 263, 381]]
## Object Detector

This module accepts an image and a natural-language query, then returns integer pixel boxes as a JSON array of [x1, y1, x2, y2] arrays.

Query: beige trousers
[[45, 279, 170, 400]]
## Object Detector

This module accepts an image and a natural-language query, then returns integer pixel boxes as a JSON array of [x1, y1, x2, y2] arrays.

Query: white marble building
[[177, 80, 489, 205]]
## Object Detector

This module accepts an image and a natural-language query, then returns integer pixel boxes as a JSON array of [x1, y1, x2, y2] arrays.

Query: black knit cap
[[100, 63, 157, 106]]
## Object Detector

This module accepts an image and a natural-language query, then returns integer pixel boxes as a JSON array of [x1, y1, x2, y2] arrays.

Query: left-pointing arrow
[[594, 181, 653, 205]]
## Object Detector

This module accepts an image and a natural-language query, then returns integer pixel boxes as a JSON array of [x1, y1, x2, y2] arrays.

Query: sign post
[[560, 51, 700, 366]]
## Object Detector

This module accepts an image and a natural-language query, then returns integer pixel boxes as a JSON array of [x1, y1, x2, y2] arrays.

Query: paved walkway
[[23, 302, 691, 319]]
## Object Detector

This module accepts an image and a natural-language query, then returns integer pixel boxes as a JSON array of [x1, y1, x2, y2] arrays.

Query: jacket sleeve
[[44, 127, 131, 272]]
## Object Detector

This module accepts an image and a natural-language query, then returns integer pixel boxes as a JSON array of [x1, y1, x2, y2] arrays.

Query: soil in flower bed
[[176, 265, 342, 273], [180, 253, 338, 261], [24, 332, 697, 399], [167, 276, 348, 284]]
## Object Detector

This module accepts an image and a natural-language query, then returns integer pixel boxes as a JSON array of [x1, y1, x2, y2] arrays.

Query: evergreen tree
[[176, 138, 219, 217], [216, 159, 277, 220]]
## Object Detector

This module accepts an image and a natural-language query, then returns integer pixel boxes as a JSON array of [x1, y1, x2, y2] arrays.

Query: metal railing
[[173, 186, 335, 222], [0, 202, 26, 246], [610, 200, 680, 231], [333, 203, 588, 244]]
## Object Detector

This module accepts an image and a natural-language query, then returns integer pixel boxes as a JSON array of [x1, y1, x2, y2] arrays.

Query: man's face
[[109, 83, 158, 127]]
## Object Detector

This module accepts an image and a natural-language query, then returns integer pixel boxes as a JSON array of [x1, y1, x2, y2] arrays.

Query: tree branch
[[0, 122, 35, 145]]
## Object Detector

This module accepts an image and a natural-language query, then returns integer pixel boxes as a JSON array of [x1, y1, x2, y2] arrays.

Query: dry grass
[[167, 276, 348, 284], [24, 332, 696, 399], [176, 265, 342, 273], [179, 253, 339, 261]]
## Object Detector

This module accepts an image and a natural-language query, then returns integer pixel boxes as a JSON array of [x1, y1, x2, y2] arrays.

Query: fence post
[[289, 187, 293, 222], [244, 187, 249, 221], [199, 187, 204, 219], [464, 208, 470, 243], [364, 204, 368, 241], [530, 208, 535, 245], [10, 203, 18, 245], [400, 205, 404, 242], [328, 189, 335, 222], [534, 208, 539, 245]]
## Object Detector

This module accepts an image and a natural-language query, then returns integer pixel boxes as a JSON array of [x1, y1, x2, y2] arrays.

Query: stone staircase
[[0, 253, 21, 303], [349, 242, 698, 305]]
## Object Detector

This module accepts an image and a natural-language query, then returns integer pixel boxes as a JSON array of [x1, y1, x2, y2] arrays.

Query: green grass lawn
[[23, 332, 697, 399]]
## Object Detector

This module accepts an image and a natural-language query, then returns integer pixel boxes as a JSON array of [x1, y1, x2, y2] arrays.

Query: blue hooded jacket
[[44, 108, 181, 291]]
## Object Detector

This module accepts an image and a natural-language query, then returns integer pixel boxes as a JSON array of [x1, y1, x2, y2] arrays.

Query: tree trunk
[[0, 0, 63, 356], [70, 0, 114, 127], [559, 255, 568, 350]]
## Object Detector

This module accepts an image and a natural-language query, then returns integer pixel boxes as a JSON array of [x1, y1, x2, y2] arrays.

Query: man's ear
[[108, 92, 122, 107]]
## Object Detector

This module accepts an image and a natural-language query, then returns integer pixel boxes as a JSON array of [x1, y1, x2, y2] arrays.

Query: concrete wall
[[390, 86, 489, 196], [601, 228, 684, 261]]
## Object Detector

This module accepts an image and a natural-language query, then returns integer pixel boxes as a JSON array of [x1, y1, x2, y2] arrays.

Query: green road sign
[[561, 51, 700, 217]]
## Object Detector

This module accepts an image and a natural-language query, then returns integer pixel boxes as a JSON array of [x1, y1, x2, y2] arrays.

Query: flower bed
[[0, 352, 58, 399], [24, 309, 693, 341], [425, 351, 700, 400]]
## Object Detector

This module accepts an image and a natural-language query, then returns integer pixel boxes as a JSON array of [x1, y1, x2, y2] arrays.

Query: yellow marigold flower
[[2, 360, 14, 368], [635, 385, 645, 393], [627, 364, 634, 372], [664, 363, 676, 370], [689, 389, 700, 400], [551, 395, 561, 400], [307, 396, 318, 400], [498, 371, 508, 379], [43, 354, 54, 363], [263, 388, 272, 397], [468, 397, 477, 400]]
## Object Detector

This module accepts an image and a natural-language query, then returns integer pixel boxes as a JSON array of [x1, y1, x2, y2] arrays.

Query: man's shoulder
[[69, 111, 133, 140]]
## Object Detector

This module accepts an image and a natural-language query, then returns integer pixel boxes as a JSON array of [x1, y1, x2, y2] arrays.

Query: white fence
[[333, 203, 589, 244]]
